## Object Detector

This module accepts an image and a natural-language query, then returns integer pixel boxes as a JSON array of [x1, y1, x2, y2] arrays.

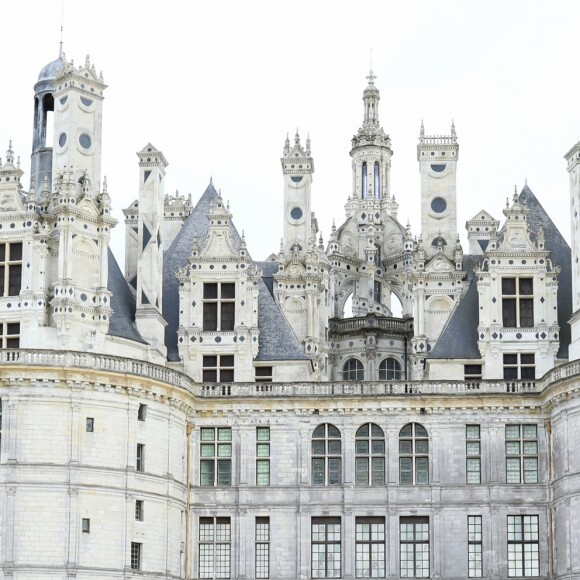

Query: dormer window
[[203, 283, 235, 331], [502, 278, 533, 328]]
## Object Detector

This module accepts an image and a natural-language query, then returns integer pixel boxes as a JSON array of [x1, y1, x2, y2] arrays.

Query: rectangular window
[[506, 425, 538, 484], [466, 425, 481, 484], [138, 403, 147, 421], [136, 443, 145, 473], [255, 366, 273, 382], [311, 517, 341, 579], [86, 417, 94, 433], [464, 365, 482, 380], [131, 542, 142, 571], [400, 517, 429, 578], [255, 517, 270, 579], [507, 515, 539, 577], [373, 280, 381, 303], [502, 277, 534, 328], [0, 242, 22, 297], [468, 516, 482, 578], [135, 500, 144, 522], [503, 353, 535, 380], [355, 517, 385, 578], [0, 322, 20, 349], [256, 426, 270, 486], [200, 427, 232, 486], [199, 517, 231, 579], [203, 282, 235, 331], [82, 518, 90, 533], [203, 355, 235, 382]]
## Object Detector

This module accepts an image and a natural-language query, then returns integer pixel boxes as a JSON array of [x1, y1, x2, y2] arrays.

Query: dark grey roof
[[519, 185, 572, 358], [255, 260, 279, 297], [429, 255, 482, 360], [162, 182, 306, 363], [107, 248, 147, 344]]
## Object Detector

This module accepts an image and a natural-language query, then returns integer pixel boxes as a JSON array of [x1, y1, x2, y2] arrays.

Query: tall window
[[373, 280, 381, 303], [400, 517, 429, 578], [374, 161, 381, 198], [362, 162, 368, 198], [502, 278, 534, 327], [468, 516, 483, 578], [506, 424, 538, 484], [136, 444, 145, 472], [312, 424, 341, 486], [503, 353, 535, 380], [203, 355, 234, 382], [135, 500, 144, 522], [0, 242, 22, 297], [355, 423, 385, 485], [399, 423, 429, 485], [199, 517, 231, 579], [356, 517, 385, 578], [343, 358, 364, 381], [255, 517, 270, 579], [130, 542, 142, 571], [311, 517, 341, 579], [507, 515, 539, 577], [0, 322, 20, 349], [256, 426, 270, 486], [379, 357, 402, 380], [200, 427, 232, 486], [203, 282, 235, 331], [466, 425, 481, 484]]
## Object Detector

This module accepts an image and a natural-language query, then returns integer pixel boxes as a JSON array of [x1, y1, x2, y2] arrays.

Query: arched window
[[374, 161, 381, 198], [362, 162, 368, 198], [399, 423, 429, 485], [355, 423, 385, 485], [343, 359, 364, 381], [312, 424, 342, 486], [379, 357, 402, 380]]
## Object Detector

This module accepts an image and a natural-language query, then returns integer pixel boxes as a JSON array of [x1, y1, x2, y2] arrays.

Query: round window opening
[[58, 133, 67, 147], [431, 197, 447, 213], [290, 207, 303, 220], [79, 133, 92, 150]]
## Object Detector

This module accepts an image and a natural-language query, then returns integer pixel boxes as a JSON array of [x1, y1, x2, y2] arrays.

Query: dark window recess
[[464, 365, 483, 380], [255, 367, 273, 382], [203, 283, 235, 331], [502, 278, 534, 328], [138, 404, 147, 421], [0, 242, 23, 297], [203, 354, 235, 382]]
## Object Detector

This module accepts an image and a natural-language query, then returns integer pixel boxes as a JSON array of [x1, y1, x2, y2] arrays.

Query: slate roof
[[107, 248, 147, 344], [429, 185, 572, 360], [429, 254, 481, 360], [162, 183, 306, 362]]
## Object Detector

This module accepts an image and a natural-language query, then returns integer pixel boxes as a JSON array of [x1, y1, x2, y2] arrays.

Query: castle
[[0, 47, 579, 579]]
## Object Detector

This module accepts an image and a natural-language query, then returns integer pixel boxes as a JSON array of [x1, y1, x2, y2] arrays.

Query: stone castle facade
[[0, 48, 579, 579]]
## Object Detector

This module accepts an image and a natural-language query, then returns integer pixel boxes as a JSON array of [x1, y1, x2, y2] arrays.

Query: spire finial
[[59, 0, 64, 58], [420, 120, 425, 141], [294, 128, 300, 145], [366, 68, 376, 85], [306, 133, 311, 155], [451, 119, 456, 141]]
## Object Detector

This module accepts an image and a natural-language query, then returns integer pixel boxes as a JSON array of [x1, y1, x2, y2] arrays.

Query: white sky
[[2, 0, 579, 265]]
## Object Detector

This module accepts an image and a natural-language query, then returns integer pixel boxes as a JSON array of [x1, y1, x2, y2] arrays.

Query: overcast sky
[[2, 1, 579, 265]]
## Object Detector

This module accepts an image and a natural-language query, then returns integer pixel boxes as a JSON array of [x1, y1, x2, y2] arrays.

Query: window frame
[[135, 499, 144, 522], [342, 358, 364, 381], [202, 354, 235, 383], [399, 516, 430, 578], [82, 518, 90, 534], [505, 424, 538, 484], [203, 282, 236, 331], [0, 242, 22, 297], [355, 423, 385, 486], [256, 426, 270, 486], [466, 425, 481, 484], [255, 516, 270, 579], [501, 277, 534, 328], [311, 423, 342, 486], [0, 321, 20, 349], [355, 516, 385, 578], [311, 516, 341, 579], [200, 427, 232, 487], [136, 443, 145, 473], [378, 357, 402, 380], [399, 423, 429, 486], [507, 515, 539, 577], [503, 353, 535, 380], [130, 542, 142, 571], [468, 515, 483, 578], [199, 517, 231, 580]]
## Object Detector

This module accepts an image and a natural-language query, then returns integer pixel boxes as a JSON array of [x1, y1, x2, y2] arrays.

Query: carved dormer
[[476, 189, 559, 379], [177, 191, 261, 380]]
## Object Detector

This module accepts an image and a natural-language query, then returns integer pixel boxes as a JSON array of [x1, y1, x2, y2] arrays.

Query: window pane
[[371, 440, 385, 454], [203, 303, 218, 331], [506, 425, 520, 439], [519, 299, 534, 327], [356, 457, 369, 485], [203, 283, 218, 299], [519, 278, 533, 295], [503, 299, 517, 327], [356, 440, 369, 454], [218, 428, 231, 441], [220, 302, 235, 330], [466, 425, 480, 439], [523, 425, 537, 438], [502, 278, 516, 294], [221, 283, 235, 299]]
